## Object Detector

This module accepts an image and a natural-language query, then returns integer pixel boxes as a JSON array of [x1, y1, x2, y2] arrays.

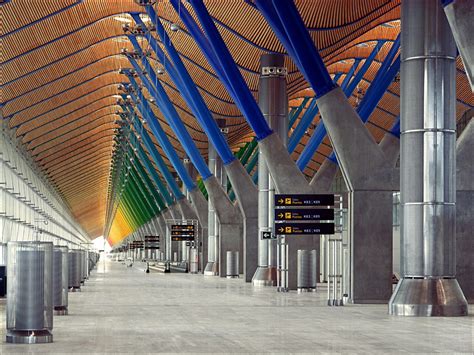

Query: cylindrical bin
[[68, 249, 81, 291], [53, 246, 68, 315], [173, 252, 178, 262], [297, 249, 317, 293], [189, 248, 199, 274], [6, 241, 53, 344], [226, 251, 239, 279]]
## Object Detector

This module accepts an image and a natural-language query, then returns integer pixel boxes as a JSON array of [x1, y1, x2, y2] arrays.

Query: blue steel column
[[134, 10, 258, 281]]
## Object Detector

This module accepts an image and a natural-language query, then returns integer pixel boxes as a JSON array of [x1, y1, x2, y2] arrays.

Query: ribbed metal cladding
[[53, 245, 68, 310], [52, 248, 62, 307], [189, 248, 199, 274], [400, 0, 457, 278], [297, 250, 317, 289], [226, 251, 239, 278], [68, 250, 81, 289], [7, 241, 53, 331]]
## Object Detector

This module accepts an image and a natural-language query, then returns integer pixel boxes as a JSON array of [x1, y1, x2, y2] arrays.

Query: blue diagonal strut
[[132, 11, 235, 166]]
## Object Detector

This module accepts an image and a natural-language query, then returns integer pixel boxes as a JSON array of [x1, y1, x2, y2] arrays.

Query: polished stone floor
[[0, 257, 472, 354]]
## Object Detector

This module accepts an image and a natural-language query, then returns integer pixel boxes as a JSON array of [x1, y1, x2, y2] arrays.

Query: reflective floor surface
[[0, 257, 472, 354]]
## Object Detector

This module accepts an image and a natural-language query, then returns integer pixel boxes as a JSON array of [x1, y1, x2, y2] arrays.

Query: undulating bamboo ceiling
[[1, 0, 472, 239]]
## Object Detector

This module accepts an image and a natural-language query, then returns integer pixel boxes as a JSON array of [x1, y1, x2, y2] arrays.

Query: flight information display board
[[144, 236, 160, 250], [171, 225, 195, 241]]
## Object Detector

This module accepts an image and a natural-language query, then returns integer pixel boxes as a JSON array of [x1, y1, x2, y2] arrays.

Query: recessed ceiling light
[[114, 16, 132, 24]]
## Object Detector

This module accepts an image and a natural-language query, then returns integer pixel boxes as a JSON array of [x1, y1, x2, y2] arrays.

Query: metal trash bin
[[226, 251, 239, 279], [53, 246, 68, 315], [189, 248, 199, 274], [297, 249, 317, 293], [6, 241, 54, 344]]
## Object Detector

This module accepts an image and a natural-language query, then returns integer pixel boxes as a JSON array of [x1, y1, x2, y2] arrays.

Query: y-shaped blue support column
[[262, 0, 397, 302]]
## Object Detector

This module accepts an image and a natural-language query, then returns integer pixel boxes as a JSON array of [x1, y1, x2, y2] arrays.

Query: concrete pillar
[[316, 88, 396, 303], [443, 0, 474, 91], [456, 119, 474, 303], [389, 0, 467, 316], [203, 177, 243, 278]]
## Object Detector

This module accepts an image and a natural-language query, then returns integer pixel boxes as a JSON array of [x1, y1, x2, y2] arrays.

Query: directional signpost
[[274, 194, 335, 236], [261, 231, 274, 240], [275, 194, 335, 207], [274, 194, 338, 293], [275, 223, 335, 235], [274, 208, 334, 221]]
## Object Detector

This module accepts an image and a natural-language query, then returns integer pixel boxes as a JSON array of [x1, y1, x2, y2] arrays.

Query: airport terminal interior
[[0, 0, 473, 353]]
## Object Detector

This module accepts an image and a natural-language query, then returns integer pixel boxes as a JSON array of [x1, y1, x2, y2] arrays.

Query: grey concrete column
[[188, 188, 208, 271], [253, 54, 288, 286], [443, 0, 474, 91], [316, 83, 396, 304], [310, 160, 338, 192], [456, 119, 474, 303], [224, 160, 258, 282], [389, 0, 467, 316], [379, 133, 400, 168], [203, 176, 243, 278], [310, 129, 400, 192]]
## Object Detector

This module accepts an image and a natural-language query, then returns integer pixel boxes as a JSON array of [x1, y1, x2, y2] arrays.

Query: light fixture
[[170, 23, 179, 32], [113, 16, 132, 24]]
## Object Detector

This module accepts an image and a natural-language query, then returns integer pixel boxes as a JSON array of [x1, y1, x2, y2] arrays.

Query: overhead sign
[[144, 236, 160, 249], [171, 225, 195, 241], [261, 231, 275, 240], [274, 208, 334, 221], [275, 223, 335, 235], [275, 194, 335, 207]]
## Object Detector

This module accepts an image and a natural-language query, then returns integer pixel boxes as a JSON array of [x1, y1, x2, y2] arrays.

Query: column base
[[203, 262, 218, 276], [389, 278, 468, 316], [54, 306, 68, 316], [252, 266, 277, 287], [6, 330, 53, 344]]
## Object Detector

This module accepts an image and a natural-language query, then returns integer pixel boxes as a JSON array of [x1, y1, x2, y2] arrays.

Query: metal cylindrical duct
[[52, 248, 62, 307], [297, 250, 317, 292], [53, 246, 68, 315], [189, 248, 199, 274], [226, 251, 239, 278], [6, 241, 53, 343], [254, 53, 288, 286], [389, 0, 468, 316], [68, 249, 81, 291], [204, 124, 227, 276]]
